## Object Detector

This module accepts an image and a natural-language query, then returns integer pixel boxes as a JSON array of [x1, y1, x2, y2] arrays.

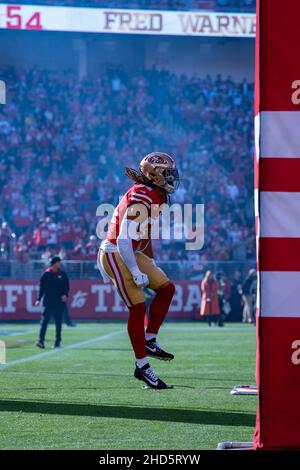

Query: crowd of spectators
[[0, 0, 256, 12], [0, 66, 255, 265]]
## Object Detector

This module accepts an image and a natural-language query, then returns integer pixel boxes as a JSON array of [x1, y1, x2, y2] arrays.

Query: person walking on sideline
[[35, 256, 70, 348], [200, 271, 220, 326], [242, 268, 257, 323]]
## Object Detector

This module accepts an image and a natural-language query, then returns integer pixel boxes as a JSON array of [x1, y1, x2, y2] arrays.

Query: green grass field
[[0, 322, 256, 450]]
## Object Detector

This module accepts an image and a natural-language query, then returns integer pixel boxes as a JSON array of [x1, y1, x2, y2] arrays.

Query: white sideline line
[[0, 329, 37, 337], [0, 329, 125, 371]]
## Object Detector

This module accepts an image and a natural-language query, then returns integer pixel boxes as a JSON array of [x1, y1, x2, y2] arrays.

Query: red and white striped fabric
[[254, 0, 300, 449], [105, 252, 133, 307]]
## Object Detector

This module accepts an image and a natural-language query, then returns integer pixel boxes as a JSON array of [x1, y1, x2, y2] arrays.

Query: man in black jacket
[[35, 256, 70, 349]]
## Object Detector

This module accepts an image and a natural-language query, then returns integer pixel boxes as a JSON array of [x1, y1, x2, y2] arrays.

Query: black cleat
[[52, 342, 61, 349], [146, 339, 174, 361], [134, 363, 169, 389], [36, 340, 45, 349]]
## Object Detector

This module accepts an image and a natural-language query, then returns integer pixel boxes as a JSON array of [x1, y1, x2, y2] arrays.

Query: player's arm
[[61, 272, 70, 302], [64, 273, 70, 296], [117, 205, 149, 288], [35, 272, 46, 305]]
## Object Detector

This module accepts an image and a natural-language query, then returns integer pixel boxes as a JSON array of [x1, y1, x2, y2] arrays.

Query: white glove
[[132, 268, 149, 288]]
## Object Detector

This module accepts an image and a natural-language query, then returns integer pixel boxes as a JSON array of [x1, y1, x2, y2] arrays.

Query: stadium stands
[[0, 67, 255, 264]]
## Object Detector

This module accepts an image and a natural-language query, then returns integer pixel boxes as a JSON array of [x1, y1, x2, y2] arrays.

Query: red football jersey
[[106, 183, 166, 250]]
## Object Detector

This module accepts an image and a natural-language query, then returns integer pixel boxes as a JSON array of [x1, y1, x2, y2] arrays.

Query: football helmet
[[139, 152, 180, 194]]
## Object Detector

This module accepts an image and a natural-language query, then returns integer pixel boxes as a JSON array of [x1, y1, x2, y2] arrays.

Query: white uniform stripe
[[131, 192, 153, 203], [260, 111, 300, 158], [130, 197, 151, 209], [108, 253, 132, 307], [260, 272, 300, 318], [260, 192, 300, 237]]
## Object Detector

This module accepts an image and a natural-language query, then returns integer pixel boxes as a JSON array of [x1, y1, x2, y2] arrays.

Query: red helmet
[[139, 152, 180, 194]]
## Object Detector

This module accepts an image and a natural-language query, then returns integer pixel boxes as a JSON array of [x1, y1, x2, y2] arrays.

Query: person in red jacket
[[200, 270, 220, 326]]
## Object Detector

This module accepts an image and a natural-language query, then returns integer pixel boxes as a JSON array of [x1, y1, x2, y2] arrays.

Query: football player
[[98, 152, 180, 389]]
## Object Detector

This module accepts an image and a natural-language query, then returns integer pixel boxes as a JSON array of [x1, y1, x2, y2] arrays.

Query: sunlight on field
[[0, 322, 256, 450]]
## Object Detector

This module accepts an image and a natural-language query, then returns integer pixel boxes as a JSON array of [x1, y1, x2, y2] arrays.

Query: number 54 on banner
[[2, 5, 42, 30]]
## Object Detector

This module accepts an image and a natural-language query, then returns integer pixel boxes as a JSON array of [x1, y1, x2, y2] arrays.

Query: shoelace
[[148, 340, 161, 351], [145, 367, 158, 383]]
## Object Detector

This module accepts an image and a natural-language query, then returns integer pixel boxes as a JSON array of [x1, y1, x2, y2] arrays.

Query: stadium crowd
[[0, 0, 256, 12], [0, 66, 255, 266]]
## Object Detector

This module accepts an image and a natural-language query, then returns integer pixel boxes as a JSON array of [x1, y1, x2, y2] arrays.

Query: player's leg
[[242, 294, 251, 323], [99, 250, 169, 388], [100, 250, 146, 358], [36, 306, 51, 348], [53, 306, 64, 348], [136, 253, 175, 361], [64, 303, 76, 327]]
